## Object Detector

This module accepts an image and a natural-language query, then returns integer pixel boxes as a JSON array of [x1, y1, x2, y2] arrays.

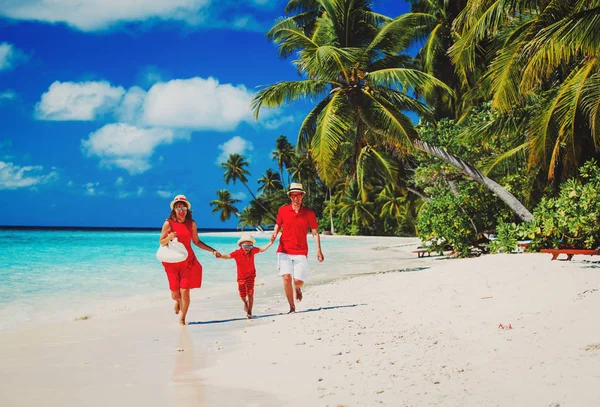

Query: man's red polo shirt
[[275, 204, 318, 255]]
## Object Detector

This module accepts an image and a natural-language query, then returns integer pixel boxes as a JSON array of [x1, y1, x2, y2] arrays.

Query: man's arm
[[270, 224, 281, 243], [311, 228, 324, 262]]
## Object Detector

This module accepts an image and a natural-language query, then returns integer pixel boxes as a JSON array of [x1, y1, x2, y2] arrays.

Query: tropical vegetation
[[209, 0, 600, 255]]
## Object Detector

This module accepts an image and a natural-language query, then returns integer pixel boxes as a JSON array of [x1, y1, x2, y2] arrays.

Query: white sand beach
[[2, 236, 600, 407]]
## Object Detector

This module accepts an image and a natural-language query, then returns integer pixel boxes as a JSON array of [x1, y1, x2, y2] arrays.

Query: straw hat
[[170, 194, 192, 210], [237, 233, 256, 246], [287, 182, 305, 195]]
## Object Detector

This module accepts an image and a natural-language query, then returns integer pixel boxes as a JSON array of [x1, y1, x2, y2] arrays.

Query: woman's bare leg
[[171, 290, 181, 314], [179, 288, 190, 325]]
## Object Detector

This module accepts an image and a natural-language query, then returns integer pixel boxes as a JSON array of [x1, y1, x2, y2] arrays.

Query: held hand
[[317, 250, 324, 263], [214, 251, 222, 258], [270, 233, 277, 243]]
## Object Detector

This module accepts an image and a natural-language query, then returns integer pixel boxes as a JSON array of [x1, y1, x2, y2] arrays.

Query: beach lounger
[[540, 248, 600, 261], [412, 248, 430, 258]]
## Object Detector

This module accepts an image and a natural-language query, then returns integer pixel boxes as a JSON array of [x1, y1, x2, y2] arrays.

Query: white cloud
[[82, 123, 190, 174], [36, 81, 125, 121], [262, 115, 294, 130], [142, 77, 254, 131], [0, 0, 281, 32], [35, 77, 292, 130], [0, 161, 58, 190], [84, 182, 100, 196], [231, 191, 247, 201], [115, 86, 147, 124], [0, 90, 16, 103], [115, 176, 124, 186], [0, 42, 28, 72], [216, 136, 253, 164], [156, 190, 172, 198], [0, 0, 212, 31]]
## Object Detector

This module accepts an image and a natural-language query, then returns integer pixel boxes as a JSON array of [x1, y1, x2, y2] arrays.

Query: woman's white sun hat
[[237, 233, 256, 246], [170, 194, 192, 210], [287, 182, 305, 195]]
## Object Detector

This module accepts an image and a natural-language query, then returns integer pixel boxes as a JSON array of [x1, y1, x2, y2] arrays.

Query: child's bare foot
[[246, 313, 252, 319], [295, 287, 302, 302], [174, 301, 180, 315]]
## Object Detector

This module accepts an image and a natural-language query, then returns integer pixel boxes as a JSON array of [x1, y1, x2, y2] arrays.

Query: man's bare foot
[[287, 307, 295, 314], [174, 301, 180, 315], [179, 318, 186, 326], [295, 287, 303, 302]]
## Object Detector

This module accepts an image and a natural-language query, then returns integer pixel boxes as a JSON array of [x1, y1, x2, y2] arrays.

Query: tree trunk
[[242, 182, 277, 223], [407, 187, 431, 203], [414, 140, 534, 222], [328, 187, 335, 235]]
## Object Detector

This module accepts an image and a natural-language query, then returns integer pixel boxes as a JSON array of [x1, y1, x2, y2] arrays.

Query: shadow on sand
[[188, 303, 362, 325]]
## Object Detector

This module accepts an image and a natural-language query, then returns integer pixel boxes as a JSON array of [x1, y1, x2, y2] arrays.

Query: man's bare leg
[[171, 290, 181, 314], [294, 279, 304, 302], [282, 274, 295, 313], [179, 288, 190, 325]]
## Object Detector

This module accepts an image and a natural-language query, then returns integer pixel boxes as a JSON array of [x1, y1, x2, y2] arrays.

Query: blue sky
[[0, 0, 410, 228]]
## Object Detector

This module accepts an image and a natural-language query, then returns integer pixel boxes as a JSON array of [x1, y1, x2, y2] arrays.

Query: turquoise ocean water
[[0, 229, 352, 332]]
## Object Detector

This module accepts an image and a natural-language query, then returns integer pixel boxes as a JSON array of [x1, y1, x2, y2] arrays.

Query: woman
[[159, 194, 220, 325]]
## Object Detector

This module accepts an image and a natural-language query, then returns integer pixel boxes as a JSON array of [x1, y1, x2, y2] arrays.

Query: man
[[270, 182, 324, 313]]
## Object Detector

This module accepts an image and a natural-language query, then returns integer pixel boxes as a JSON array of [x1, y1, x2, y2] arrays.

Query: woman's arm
[[159, 221, 176, 245], [191, 221, 221, 257]]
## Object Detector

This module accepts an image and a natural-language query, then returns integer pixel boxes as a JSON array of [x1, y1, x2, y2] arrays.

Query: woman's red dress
[[162, 219, 203, 290]]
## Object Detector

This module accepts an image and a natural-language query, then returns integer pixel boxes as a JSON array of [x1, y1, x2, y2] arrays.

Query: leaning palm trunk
[[242, 182, 277, 223], [414, 140, 534, 222]]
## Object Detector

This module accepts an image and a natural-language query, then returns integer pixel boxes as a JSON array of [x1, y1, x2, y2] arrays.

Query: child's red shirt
[[229, 247, 261, 279]]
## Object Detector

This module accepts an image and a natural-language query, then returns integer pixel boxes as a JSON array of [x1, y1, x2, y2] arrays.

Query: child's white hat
[[237, 233, 256, 246]]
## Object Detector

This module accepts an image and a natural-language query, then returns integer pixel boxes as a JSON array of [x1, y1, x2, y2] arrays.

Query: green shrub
[[489, 222, 518, 253], [509, 160, 600, 249], [416, 189, 475, 257]]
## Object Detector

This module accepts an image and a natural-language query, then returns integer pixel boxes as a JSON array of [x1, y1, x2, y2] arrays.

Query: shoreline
[[2, 238, 599, 406]]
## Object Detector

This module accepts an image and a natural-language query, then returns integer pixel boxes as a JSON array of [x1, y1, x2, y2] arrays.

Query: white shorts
[[277, 253, 309, 282]]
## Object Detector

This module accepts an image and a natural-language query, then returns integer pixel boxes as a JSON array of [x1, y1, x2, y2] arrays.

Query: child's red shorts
[[237, 274, 256, 297]]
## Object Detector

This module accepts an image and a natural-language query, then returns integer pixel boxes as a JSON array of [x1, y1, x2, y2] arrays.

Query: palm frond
[[251, 80, 333, 119], [366, 68, 454, 99], [366, 13, 437, 55], [311, 91, 354, 184]]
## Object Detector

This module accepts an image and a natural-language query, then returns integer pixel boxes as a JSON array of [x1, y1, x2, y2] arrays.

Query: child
[[217, 233, 273, 318]]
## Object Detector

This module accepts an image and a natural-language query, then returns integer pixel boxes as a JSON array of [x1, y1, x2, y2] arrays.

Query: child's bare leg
[[247, 293, 254, 318], [179, 288, 190, 325], [241, 296, 249, 313]]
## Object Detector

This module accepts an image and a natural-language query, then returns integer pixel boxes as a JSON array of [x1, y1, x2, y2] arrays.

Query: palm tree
[[272, 135, 295, 185], [221, 153, 276, 222], [338, 182, 375, 227], [210, 189, 241, 222], [450, 0, 600, 183], [258, 168, 283, 196], [252, 0, 534, 221], [407, 0, 468, 119]]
